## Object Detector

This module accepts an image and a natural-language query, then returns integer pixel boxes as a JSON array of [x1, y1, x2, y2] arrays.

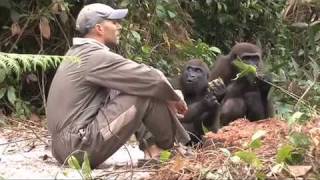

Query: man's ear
[[95, 24, 104, 35]]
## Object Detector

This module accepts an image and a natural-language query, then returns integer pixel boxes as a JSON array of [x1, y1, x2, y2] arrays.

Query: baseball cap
[[76, 3, 128, 34]]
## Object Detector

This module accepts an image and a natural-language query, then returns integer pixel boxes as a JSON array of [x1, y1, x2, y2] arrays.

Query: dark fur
[[210, 42, 273, 126], [171, 59, 221, 144]]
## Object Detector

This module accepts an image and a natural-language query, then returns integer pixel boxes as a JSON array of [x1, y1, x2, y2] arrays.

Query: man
[[46, 3, 190, 168]]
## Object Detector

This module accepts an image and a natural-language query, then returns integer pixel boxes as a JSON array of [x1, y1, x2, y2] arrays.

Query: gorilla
[[210, 42, 274, 126], [171, 59, 225, 144]]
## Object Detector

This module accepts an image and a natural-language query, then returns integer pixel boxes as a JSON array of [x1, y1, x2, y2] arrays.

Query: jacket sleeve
[[84, 50, 181, 101]]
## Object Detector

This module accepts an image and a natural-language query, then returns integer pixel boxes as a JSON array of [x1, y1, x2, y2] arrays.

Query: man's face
[[95, 19, 122, 46]]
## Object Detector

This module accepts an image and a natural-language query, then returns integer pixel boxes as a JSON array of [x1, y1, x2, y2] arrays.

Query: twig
[[54, 16, 71, 48], [294, 78, 316, 109], [0, 135, 50, 146], [37, 70, 47, 112], [29, 126, 49, 146], [94, 169, 159, 178], [259, 78, 320, 114]]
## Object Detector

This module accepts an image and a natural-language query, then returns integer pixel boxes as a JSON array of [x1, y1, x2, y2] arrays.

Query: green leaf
[[232, 58, 257, 80], [256, 171, 266, 180], [0, 69, 6, 83], [235, 150, 262, 168], [276, 144, 293, 163], [141, 45, 151, 55], [81, 152, 92, 180], [0, 88, 6, 99], [202, 122, 210, 134], [249, 130, 266, 149], [249, 139, 263, 149], [209, 46, 221, 54], [6, 86, 16, 105], [131, 31, 141, 42], [159, 150, 171, 162], [289, 132, 311, 149], [288, 112, 303, 125], [67, 156, 81, 170], [156, 5, 166, 18], [167, 11, 176, 18], [251, 130, 267, 142]]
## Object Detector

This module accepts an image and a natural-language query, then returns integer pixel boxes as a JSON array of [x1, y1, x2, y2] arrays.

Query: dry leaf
[[162, 32, 170, 49], [172, 155, 185, 172], [287, 166, 312, 177], [39, 17, 51, 39], [11, 22, 21, 36], [51, 3, 60, 14]]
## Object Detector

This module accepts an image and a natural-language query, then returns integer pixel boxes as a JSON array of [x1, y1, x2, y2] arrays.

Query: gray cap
[[76, 3, 128, 34]]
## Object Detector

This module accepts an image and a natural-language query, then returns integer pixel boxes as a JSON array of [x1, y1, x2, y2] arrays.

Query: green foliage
[[276, 144, 294, 163], [119, 0, 220, 75], [249, 130, 266, 149], [0, 52, 72, 76], [0, 0, 319, 123], [233, 130, 266, 174], [0, 52, 74, 118], [276, 132, 310, 165], [182, 0, 286, 51]]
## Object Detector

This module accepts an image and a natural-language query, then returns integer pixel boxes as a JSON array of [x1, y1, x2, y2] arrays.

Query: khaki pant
[[51, 94, 189, 168]]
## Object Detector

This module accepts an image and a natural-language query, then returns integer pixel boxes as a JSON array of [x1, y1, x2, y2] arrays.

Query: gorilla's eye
[[242, 55, 259, 62], [195, 68, 202, 73]]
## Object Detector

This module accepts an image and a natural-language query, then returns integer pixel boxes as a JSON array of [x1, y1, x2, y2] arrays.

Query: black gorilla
[[210, 42, 274, 126], [171, 59, 224, 144]]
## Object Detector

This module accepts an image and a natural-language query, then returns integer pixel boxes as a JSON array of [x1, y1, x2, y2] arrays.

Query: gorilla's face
[[181, 65, 208, 95]]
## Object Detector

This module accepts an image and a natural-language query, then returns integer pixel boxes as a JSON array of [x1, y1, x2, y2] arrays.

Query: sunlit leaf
[[288, 112, 303, 125], [0, 69, 6, 83], [202, 122, 209, 133], [67, 156, 81, 170], [160, 150, 171, 162], [276, 144, 293, 163], [167, 11, 176, 18], [209, 46, 221, 54], [251, 130, 267, 142], [235, 150, 262, 168], [249, 139, 263, 149], [7, 86, 16, 105], [0, 88, 6, 99], [81, 152, 92, 180], [131, 31, 141, 42], [232, 58, 257, 80]]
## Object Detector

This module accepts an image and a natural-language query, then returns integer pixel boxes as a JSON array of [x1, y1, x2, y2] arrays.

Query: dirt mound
[[151, 118, 320, 180], [204, 118, 289, 158]]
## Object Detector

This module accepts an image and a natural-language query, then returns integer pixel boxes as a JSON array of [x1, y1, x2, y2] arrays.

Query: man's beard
[[104, 39, 119, 49]]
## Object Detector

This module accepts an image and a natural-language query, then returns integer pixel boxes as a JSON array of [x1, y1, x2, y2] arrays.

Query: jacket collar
[[72, 37, 110, 51]]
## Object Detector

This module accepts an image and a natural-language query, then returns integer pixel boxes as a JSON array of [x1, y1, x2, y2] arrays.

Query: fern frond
[[0, 52, 78, 79]]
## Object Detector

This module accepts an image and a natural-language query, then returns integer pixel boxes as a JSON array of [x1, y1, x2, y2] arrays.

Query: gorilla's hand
[[208, 78, 226, 100], [257, 74, 272, 93], [203, 93, 219, 108]]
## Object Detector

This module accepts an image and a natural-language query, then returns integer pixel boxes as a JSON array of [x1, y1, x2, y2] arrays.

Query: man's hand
[[167, 90, 188, 119], [167, 100, 188, 119]]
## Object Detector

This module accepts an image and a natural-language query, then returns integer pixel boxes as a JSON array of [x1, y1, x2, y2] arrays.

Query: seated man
[[46, 3, 189, 168]]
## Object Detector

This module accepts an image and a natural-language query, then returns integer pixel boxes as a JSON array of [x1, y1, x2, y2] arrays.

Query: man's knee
[[156, 134, 175, 149]]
